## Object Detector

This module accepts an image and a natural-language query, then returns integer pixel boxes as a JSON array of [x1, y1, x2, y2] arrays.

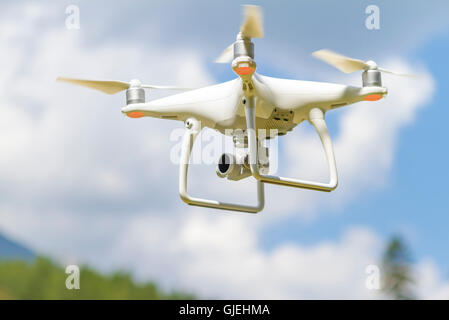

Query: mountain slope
[[0, 233, 34, 260]]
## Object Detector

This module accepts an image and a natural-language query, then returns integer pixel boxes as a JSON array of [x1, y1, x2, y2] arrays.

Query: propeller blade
[[215, 43, 234, 64], [57, 77, 194, 94], [57, 77, 129, 94], [313, 49, 421, 78], [240, 5, 264, 39], [141, 84, 194, 90], [312, 49, 368, 73], [377, 67, 419, 78]]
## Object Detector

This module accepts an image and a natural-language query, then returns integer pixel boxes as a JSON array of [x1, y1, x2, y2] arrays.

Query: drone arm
[[179, 117, 265, 213], [245, 97, 338, 192]]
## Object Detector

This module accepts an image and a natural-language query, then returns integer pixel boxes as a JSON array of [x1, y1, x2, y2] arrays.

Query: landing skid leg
[[178, 118, 265, 213]]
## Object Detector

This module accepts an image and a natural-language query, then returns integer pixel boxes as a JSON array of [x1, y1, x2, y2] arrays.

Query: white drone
[[58, 5, 413, 213]]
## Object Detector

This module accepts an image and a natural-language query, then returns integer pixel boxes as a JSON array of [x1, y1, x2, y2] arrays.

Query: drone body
[[121, 74, 387, 135], [58, 5, 412, 213]]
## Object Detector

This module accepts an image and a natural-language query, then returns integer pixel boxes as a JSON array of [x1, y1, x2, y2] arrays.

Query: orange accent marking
[[127, 111, 145, 118], [235, 67, 255, 75], [364, 94, 383, 101]]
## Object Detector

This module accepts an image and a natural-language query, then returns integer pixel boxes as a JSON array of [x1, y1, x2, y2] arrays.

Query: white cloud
[[113, 212, 449, 299], [0, 2, 213, 209], [113, 211, 383, 299], [415, 259, 449, 300]]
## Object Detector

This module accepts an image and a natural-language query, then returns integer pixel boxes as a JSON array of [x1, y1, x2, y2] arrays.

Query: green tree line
[[0, 257, 194, 299]]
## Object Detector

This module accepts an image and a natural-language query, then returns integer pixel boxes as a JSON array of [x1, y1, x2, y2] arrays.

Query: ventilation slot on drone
[[331, 102, 347, 108], [161, 115, 178, 120]]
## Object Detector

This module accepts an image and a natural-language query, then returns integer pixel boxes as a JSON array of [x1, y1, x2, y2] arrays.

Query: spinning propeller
[[56, 77, 191, 94], [215, 5, 264, 63], [312, 49, 416, 77]]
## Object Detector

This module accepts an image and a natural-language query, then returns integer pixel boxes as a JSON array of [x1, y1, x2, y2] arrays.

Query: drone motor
[[126, 79, 145, 105], [362, 69, 382, 87]]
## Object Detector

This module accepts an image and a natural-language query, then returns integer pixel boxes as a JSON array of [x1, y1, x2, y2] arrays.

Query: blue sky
[[0, 0, 449, 298]]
